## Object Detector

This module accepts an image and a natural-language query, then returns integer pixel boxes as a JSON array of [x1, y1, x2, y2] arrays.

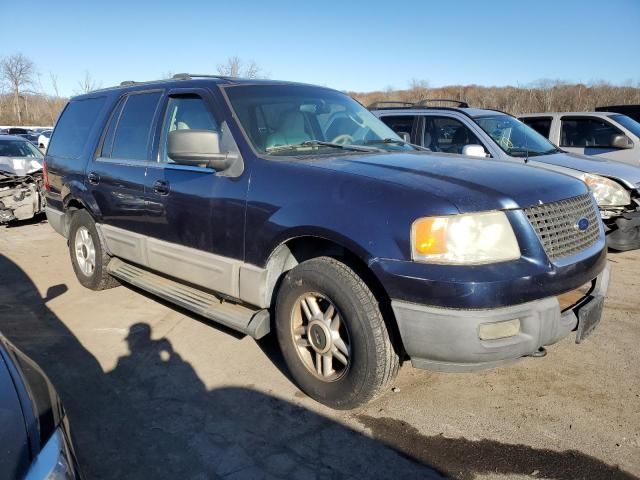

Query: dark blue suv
[[44, 75, 609, 409]]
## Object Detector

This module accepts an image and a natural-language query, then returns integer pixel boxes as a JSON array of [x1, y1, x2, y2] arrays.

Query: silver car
[[370, 101, 640, 251], [519, 111, 640, 166]]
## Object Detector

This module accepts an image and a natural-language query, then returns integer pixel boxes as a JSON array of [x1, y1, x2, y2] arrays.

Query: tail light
[[43, 158, 50, 191]]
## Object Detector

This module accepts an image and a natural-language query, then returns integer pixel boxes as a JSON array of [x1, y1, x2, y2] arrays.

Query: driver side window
[[159, 95, 219, 163], [423, 116, 482, 154]]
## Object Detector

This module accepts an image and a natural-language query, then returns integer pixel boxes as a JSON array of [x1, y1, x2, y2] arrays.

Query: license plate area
[[575, 295, 604, 343]]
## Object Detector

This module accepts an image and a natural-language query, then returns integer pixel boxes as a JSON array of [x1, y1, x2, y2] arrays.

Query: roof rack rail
[[120, 80, 137, 86], [367, 100, 415, 109], [415, 99, 469, 108], [172, 73, 234, 81]]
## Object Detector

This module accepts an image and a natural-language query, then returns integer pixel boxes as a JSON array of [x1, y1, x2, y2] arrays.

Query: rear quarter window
[[48, 97, 106, 159]]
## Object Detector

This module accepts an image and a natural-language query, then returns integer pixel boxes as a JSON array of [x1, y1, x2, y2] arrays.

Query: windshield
[[611, 114, 640, 138], [225, 85, 413, 156], [474, 114, 558, 157], [0, 139, 44, 158]]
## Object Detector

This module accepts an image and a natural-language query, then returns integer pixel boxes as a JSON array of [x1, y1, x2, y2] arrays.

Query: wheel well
[[66, 199, 84, 212], [266, 236, 405, 357], [62, 199, 85, 237]]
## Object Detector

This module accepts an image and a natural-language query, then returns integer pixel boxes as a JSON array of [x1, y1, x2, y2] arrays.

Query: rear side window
[[521, 117, 552, 138], [48, 97, 106, 159], [560, 117, 621, 148], [109, 91, 162, 160]]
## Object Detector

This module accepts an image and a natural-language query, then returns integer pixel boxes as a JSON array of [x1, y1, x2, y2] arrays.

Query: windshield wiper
[[541, 147, 561, 155], [509, 148, 543, 158], [365, 138, 430, 151], [266, 140, 383, 154], [510, 147, 561, 158]]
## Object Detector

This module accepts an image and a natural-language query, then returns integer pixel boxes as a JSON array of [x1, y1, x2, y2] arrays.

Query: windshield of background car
[[0, 139, 44, 158], [474, 114, 558, 157], [225, 85, 412, 155], [612, 114, 640, 138]]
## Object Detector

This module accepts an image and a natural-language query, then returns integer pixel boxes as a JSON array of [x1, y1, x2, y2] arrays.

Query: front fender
[[244, 157, 459, 267]]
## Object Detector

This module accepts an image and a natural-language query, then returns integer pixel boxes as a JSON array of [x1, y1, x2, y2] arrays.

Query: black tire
[[275, 256, 399, 409], [67, 210, 119, 291]]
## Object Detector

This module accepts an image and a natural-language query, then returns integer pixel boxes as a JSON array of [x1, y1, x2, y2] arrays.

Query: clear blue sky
[[2, 0, 639, 96]]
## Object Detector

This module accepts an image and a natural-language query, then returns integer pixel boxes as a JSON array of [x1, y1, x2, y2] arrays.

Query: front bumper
[[605, 210, 640, 251], [0, 182, 43, 223], [391, 263, 610, 372]]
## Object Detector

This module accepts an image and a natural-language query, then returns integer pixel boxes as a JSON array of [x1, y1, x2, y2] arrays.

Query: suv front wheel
[[68, 210, 119, 291], [275, 257, 399, 409]]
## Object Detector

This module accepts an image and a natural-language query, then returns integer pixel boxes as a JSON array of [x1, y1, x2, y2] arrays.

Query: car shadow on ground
[[0, 253, 636, 480], [3, 212, 47, 228]]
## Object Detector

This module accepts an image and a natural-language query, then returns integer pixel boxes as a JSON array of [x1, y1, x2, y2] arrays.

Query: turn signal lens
[[411, 211, 520, 265], [413, 217, 448, 255]]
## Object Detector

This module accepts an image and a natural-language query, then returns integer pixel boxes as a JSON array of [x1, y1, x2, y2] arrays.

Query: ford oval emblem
[[576, 218, 589, 231]]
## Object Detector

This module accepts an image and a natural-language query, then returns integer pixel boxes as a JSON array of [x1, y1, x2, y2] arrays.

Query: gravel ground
[[1, 217, 638, 480]]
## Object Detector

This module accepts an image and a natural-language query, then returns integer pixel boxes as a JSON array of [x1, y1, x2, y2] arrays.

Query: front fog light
[[479, 319, 521, 340]]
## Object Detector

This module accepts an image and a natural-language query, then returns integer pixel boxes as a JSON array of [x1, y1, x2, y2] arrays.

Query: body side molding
[[97, 223, 269, 307]]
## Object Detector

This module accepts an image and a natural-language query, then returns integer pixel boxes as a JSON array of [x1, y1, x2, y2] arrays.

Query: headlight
[[25, 428, 77, 480], [411, 211, 520, 264], [580, 173, 631, 207]]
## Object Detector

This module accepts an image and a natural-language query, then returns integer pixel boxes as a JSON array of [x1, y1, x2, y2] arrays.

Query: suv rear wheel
[[68, 210, 119, 290], [275, 257, 399, 409]]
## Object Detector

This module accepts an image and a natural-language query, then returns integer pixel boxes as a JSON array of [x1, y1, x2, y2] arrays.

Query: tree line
[[2, 52, 639, 126], [350, 79, 640, 113]]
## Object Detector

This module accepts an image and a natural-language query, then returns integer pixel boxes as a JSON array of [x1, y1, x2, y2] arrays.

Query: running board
[[107, 258, 270, 339]]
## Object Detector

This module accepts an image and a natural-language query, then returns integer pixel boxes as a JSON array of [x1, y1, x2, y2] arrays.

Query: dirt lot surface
[[1, 218, 638, 480]]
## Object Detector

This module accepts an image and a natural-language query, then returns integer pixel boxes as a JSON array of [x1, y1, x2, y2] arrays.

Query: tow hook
[[529, 347, 547, 358]]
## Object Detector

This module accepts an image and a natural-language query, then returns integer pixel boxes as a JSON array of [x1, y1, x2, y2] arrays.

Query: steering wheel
[[331, 134, 354, 145]]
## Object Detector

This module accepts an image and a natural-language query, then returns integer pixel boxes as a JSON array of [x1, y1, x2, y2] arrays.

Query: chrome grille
[[524, 194, 600, 261]]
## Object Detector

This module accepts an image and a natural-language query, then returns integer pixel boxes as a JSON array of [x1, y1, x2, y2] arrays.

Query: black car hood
[[304, 151, 588, 213], [0, 345, 30, 480], [531, 152, 640, 188]]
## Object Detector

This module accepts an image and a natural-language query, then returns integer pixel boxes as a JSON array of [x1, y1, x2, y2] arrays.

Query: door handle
[[87, 172, 100, 185], [153, 180, 170, 195]]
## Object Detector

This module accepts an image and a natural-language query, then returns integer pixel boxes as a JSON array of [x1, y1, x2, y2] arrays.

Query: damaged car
[[0, 135, 46, 224]]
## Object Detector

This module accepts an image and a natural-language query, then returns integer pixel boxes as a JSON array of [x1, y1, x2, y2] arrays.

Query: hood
[[531, 152, 640, 189], [0, 157, 43, 177], [302, 151, 588, 213]]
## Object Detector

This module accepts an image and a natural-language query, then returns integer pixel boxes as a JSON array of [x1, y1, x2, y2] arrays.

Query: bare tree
[[75, 71, 102, 94], [1, 53, 35, 124], [49, 72, 61, 98], [408, 79, 430, 102], [216, 56, 264, 79]]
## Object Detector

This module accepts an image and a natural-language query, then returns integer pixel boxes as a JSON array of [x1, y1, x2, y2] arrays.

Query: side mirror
[[462, 144, 487, 158], [168, 129, 239, 171], [396, 132, 411, 143], [611, 134, 632, 149]]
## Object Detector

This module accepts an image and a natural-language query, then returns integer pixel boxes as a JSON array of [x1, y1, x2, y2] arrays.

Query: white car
[[38, 130, 53, 150], [519, 112, 640, 167]]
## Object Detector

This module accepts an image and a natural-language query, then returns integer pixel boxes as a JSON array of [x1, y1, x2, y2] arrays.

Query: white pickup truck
[[519, 111, 640, 167]]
